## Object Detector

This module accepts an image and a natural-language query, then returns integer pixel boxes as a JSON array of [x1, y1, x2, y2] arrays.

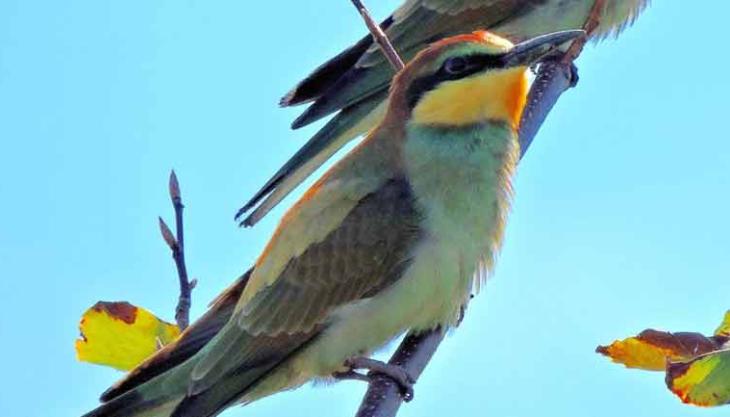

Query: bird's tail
[[82, 393, 180, 417], [83, 346, 205, 417], [82, 349, 280, 417], [83, 273, 252, 417], [81, 268, 316, 417], [82, 366, 189, 417], [82, 344, 293, 417], [236, 92, 387, 227]]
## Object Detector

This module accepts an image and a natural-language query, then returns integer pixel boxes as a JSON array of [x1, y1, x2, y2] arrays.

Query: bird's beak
[[503, 30, 585, 67]]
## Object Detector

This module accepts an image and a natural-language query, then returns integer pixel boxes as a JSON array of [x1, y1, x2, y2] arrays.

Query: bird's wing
[[188, 175, 422, 401], [286, 0, 527, 127], [278, 0, 506, 108], [99, 271, 252, 402], [241, 0, 649, 226]]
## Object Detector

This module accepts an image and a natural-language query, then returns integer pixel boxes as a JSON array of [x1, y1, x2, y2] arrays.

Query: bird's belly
[[240, 237, 474, 402]]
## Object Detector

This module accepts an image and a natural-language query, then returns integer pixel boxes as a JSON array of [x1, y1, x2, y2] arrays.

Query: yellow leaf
[[714, 311, 730, 338], [667, 349, 730, 407], [75, 301, 180, 371], [597, 330, 719, 371]]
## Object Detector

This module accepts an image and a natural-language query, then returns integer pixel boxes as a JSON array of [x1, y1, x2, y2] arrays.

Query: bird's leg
[[347, 357, 415, 392], [334, 357, 415, 401], [332, 369, 372, 384]]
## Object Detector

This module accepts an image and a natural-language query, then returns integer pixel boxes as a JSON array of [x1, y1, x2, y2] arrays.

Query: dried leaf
[[597, 329, 719, 371], [75, 301, 180, 371], [715, 311, 730, 338], [667, 349, 730, 407]]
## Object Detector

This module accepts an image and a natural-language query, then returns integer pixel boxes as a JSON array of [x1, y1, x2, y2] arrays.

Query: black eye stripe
[[406, 53, 506, 109], [444, 57, 468, 75]]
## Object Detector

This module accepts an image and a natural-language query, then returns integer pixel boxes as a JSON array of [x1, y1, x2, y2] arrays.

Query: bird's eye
[[443, 57, 468, 75]]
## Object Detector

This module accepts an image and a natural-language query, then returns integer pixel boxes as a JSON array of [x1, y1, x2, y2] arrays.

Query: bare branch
[[159, 170, 194, 330], [350, 0, 405, 71], [355, 330, 446, 417], [518, 59, 578, 155], [522, 0, 605, 152], [561, 0, 606, 63]]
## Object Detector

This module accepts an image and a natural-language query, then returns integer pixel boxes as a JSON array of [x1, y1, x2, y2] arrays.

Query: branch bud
[[158, 217, 178, 251]]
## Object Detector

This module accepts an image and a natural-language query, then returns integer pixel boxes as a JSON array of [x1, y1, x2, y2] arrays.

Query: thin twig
[[561, 0, 606, 63], [350, 1, 607, 417], [350, 0, 405, 71], [158, 170, 195, 330]]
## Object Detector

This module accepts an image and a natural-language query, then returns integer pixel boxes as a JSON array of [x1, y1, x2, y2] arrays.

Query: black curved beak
[[503, 30, 585, 67]]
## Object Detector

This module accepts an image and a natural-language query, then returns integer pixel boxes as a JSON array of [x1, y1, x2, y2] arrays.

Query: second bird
[[237, 0, 649, 226]]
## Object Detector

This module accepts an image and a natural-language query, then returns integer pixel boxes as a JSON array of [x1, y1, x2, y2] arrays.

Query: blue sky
[[0, 1, 728, 416]]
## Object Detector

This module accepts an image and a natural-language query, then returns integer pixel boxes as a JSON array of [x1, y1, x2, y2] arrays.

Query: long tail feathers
[[237, 93, 387, 227], [84, 273, 252, 417], [171, 367, 270, 417], [83, 388, 182, 417]]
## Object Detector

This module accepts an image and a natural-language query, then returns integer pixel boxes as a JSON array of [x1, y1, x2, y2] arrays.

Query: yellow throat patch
[[411, 66, 528, 130]]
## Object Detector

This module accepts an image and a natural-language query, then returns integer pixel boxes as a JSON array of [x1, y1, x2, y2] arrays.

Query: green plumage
[[85, 27, 592, 417]]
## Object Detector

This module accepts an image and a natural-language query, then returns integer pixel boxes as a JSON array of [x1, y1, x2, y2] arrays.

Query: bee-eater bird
[[236, 0, 649, 227], [85, 29, 583, 417]]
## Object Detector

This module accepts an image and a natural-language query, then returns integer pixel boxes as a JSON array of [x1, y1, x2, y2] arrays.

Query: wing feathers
[[288, 1, 521, 129], [239, 178, 421, 336], [192, 178, 421, 397], [279, 15, 394, 107]]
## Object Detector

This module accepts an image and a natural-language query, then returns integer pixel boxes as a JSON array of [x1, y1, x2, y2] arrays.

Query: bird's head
[[386, 30, 584, 131]]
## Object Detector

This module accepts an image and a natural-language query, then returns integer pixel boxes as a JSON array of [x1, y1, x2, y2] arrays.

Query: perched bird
[[85, 29, 583, 417], [237, 0, 649, 226]]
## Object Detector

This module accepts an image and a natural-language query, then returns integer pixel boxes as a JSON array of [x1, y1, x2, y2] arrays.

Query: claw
[[333, 369, 371, 384], [567, 61, 579, 87]]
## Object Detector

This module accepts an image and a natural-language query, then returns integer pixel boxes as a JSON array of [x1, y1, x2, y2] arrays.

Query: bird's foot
[[565, 60, 579, 87], [334, 357, 415, 401]]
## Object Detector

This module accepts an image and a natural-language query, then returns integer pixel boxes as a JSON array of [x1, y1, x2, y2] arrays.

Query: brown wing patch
[[239, 178, 422, 336]]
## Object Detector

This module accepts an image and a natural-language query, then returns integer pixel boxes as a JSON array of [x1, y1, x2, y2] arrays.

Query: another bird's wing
[[241, 0, 649, 227], [188, 172, 422, 406], [235, 0, 526, 227], [285, 0, 527, 126]]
